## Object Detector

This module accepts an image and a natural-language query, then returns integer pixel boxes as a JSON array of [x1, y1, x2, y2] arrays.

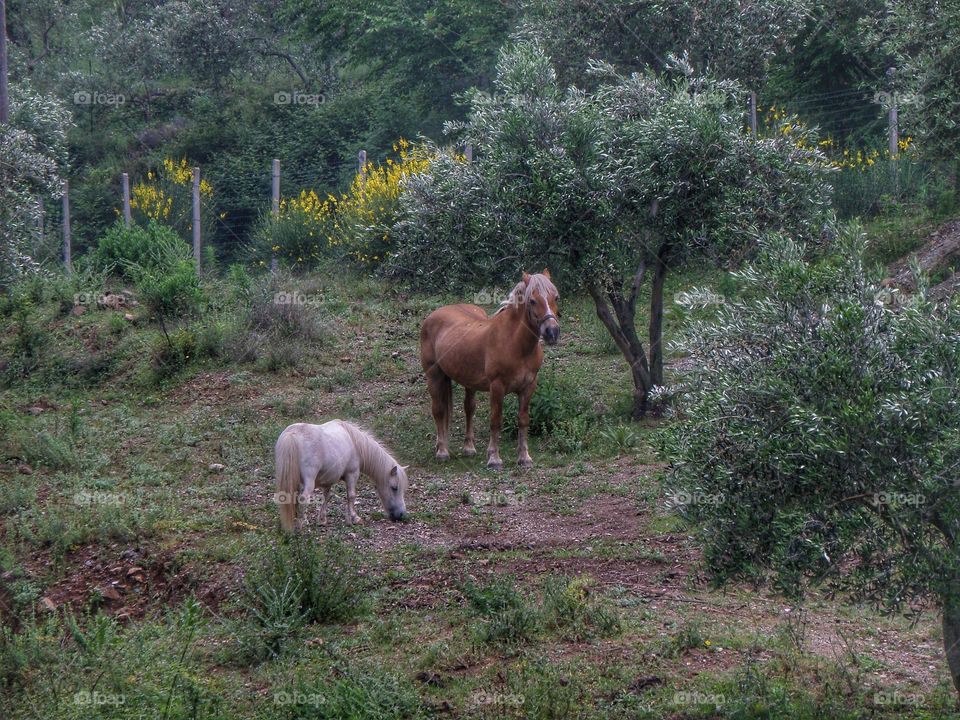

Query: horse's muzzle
[[542, 323, 560, 345], [388, 505, 408, 522]]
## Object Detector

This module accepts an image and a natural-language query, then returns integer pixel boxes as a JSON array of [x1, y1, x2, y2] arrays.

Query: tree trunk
[[587, 282, 651, 420], [943, 587, 960, 696], [648, 251, 668, 390]]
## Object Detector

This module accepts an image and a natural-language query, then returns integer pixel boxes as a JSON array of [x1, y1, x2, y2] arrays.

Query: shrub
[[464, 576, 540, 647], [541, 575, 621, 641], [92, 220, 191, 278], [127, 231, 203, 337], [245, 534, 368, 625], [502, 369, 587, 437], [282, 661, 422, 720], [249, 139, 432, 271], [663, 226, 960, 693]]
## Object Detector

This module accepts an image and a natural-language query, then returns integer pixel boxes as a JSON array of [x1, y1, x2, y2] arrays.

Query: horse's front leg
[[344, 470, 362, 524], [487, 381, 505, 470], [517, 379, 537, 468]]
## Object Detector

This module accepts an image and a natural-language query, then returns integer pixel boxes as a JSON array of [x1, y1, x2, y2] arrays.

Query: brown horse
[[419, 270, 560, 469]]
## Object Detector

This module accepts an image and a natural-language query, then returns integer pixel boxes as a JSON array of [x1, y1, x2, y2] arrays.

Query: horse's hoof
[[436, 451, 450, 461], [463, 447, 477, 457], [518, 459, 533, 469], [487, 460, 503, 471]]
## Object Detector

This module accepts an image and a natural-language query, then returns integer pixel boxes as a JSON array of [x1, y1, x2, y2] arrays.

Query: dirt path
[[887, 217, 960, 296]]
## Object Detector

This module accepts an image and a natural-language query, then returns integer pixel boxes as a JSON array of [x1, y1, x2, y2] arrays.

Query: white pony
[[275, 420, 409, 531]]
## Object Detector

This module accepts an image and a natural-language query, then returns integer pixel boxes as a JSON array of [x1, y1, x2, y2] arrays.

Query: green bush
[[239, 534, 369, 655], [92, 220, 191, 278], [663, 226, 960, 691], [502, 369, 586, 438], [541, 575, 621, 641], [464, 576, 540, 647], [280, 661, 422, 720]]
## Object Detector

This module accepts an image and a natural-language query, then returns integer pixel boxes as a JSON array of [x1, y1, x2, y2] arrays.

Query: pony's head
[[376, 463, 410, 521], [509, 269, 560, 344]]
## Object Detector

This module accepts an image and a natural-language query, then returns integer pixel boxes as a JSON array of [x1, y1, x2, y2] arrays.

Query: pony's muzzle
[[541, 322, 560, 345]]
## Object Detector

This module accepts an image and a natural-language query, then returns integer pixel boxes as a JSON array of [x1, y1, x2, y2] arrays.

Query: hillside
[[1, 248, 956, 718]]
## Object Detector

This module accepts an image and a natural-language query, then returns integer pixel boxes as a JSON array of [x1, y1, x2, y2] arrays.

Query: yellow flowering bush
[[758, 105, 923, 217], [123, 157, 217, 241], [257, 138, 433, 270]]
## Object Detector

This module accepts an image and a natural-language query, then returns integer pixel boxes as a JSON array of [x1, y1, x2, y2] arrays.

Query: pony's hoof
[[518, 458, 533, 469], [463, 447, 477, 457], [487, 460, 503, 471], [436, 451, 450, 461]]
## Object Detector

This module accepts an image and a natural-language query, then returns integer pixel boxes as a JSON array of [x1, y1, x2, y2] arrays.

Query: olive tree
[[0, 82, 70, 289], [391, 40, 832, 418], [663, 227, 960, 694]]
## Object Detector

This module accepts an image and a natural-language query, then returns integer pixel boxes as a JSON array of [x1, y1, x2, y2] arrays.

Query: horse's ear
[[390, 465, 399, 476], [401, 465, 410, 471], [522, 272, 531, 284], [541, 268, 551, 279]]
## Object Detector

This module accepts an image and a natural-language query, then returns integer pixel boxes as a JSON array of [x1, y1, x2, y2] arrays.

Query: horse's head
[[377, 464, 410, 521], [521, 269, 561, 345]]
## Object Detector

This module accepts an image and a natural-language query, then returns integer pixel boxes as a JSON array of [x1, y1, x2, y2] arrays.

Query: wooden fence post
[[192, 167, 201, 276], [464, 144, 473, 162], [122, 172, 131, 226], [62, 180, 71, 273], [358, 149, 367, 184], [750, 92, 758, 139], [271, 158, 280, 272]]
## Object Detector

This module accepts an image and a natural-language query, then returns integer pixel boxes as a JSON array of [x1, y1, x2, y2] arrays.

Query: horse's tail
[[275, 432, 301, 532]]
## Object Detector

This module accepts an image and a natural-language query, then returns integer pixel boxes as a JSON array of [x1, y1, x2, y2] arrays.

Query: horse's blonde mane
[[339, 420, 397, 481], [495, 273, 558, 315]]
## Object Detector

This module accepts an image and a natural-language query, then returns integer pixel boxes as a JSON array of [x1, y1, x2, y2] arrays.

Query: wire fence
[[35, 86, 949, 274]]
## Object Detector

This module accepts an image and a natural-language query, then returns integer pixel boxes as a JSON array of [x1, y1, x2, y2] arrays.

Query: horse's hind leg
[[463, 389, 477, 457], [426, 368, 452, 460]]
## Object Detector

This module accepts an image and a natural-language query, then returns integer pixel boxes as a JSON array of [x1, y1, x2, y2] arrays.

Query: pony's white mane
[[495, 273, 558, 315], [339, 421, 397, 480]]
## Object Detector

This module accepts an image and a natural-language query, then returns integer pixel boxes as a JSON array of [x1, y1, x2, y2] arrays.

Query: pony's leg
[[298, 472, 317, 531], [463, 389, 477, 456], [487, 381, 505, 470], [426, 368, 452, 460], [344, 470, 362, 524], [517, 381, 537, 467], [318, 486, 331, 525]]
